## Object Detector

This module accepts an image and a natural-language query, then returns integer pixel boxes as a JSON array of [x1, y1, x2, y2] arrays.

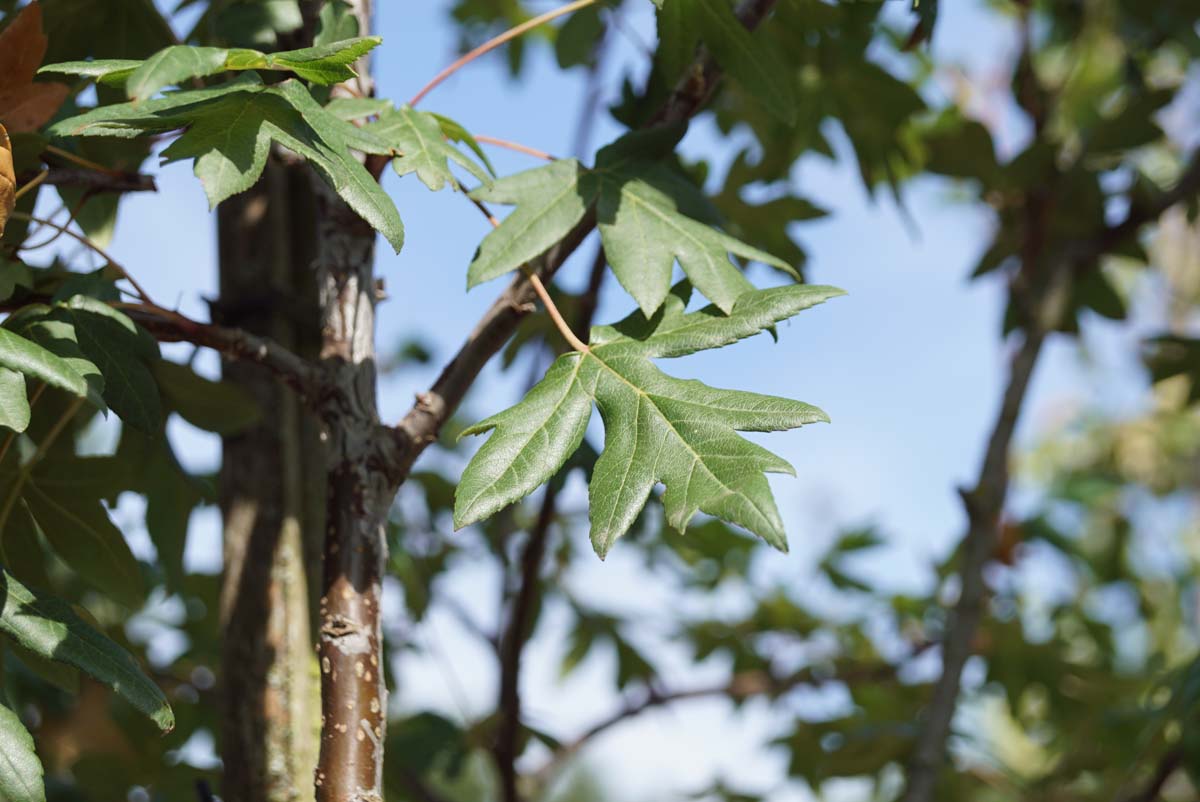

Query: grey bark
[[217, 162, 325, 802]]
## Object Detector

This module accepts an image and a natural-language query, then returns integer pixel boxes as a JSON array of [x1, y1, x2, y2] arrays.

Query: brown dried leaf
[[0, 2, 68, 133], [0, 123, 14, 238]]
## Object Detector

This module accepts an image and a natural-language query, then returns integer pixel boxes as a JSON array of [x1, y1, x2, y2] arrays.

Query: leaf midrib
[[585, 348, 777, 532]]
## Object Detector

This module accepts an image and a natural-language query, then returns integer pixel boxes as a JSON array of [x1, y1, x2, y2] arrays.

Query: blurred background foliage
[[1, 0, 1199, 800]]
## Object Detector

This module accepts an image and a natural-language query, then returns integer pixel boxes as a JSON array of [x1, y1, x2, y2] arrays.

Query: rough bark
[[310, 173, 398, 802], [217, 161, 324, 802]]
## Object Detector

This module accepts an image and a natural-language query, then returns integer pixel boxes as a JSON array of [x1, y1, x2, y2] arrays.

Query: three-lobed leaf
[[455, 283, 843, 556]]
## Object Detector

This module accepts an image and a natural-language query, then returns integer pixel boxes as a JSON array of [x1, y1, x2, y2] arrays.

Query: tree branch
[[392, 0, 780, 478], [537, 647, 929, 788], [900, 149, 1200, 802], [1117, 749, 1183, 802], [127, 306, 326, 400], [16, 167, 156, 194]]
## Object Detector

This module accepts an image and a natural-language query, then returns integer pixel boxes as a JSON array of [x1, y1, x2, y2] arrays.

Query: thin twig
[[124, 305, 325, 399], [409, 0, 599, 106], [391, 0, 780, 478], [17, 166, 156, 194], [474, 134, 556, 162], [19, 193, 94, 252], [12, 170, 47, 202], [466, 196, 589, 353], [495, 483, 559, 802], [43, 144, 124, 177], [1116, 749, 1183, 802], [8, 211, 153, 304], [536, 648, 930, 788]]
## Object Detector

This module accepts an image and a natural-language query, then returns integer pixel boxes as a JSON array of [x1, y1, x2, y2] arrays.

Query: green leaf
[[123, 45, 229, 101], [49, 76, 404, 251], [44, 37, 383, 101], [0, 369, 29, 433], [36, 59, 139, 86], [150, 358, 260, 434], [0, 702, 43, 802], [456, 283, 843, 555], [680, 0, 797, 123], [60, 298, 162, 432], [0, 567, 173, 731], [366, 105, 492, 192], [22, 477, 144, 608], [432, 112, 496, 177], [314, 1, 360, 47], [256, 37, 380, 84], [468, 158, 592, 287], [469, 146, 796, 315], [325, 97, 392, 121], [0, 327, 89, 400]]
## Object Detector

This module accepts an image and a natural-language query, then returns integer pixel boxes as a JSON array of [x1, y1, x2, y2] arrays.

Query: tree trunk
[[217, 161, 325, 802], [311, 176, 393, 800]]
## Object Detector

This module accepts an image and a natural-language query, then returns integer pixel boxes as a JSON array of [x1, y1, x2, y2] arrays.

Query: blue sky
[[74, 1, 1169, 798]]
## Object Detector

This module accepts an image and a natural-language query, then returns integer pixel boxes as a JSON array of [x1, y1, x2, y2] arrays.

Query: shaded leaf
[[0, 368, 29, 432], [0, 567, 172, 730], [0, 701, 43, 802], [150, 358, 260, 434], [22, 476, 144, 608]]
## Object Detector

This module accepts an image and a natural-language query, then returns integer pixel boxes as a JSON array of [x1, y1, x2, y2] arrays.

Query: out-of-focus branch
[[127, 305, 325, 399], [538, 647, 931, 788], [392, 0, 780, 479], [16, 167, 156, 194], [900, 149, 1200, 802], [1117, 749, 1183, 802]]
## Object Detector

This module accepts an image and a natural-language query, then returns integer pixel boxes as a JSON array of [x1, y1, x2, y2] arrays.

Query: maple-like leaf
[[41, 37, 382, 101], [0, 2, 68, 133], [651, 0, 796, 124], [455, 282, 843, 556], [0, 123, 13, 237], [365, 105, 492, 192], [468, 135, 795, 316], [46, 75, 405, 251]]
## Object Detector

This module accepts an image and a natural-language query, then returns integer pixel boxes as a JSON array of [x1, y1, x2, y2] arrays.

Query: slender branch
[[524, 271, 589, 353], [9, 211, 153, 303], [495, 483, 559, 802], [537, 649, 929, 788], [393, 0, 781, 476], [474, 134, 556, 162], [409, 0, 599, 106], [20, 193, 94, 252], [16, 166, 156, 194], [42, 144, 125, 177], [900, 150, 1200, 802], [124, 305, 325, 399], [1117, 749, 1183, 802], [466, 195, 590, 354], [13, 170, 47, 202]]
